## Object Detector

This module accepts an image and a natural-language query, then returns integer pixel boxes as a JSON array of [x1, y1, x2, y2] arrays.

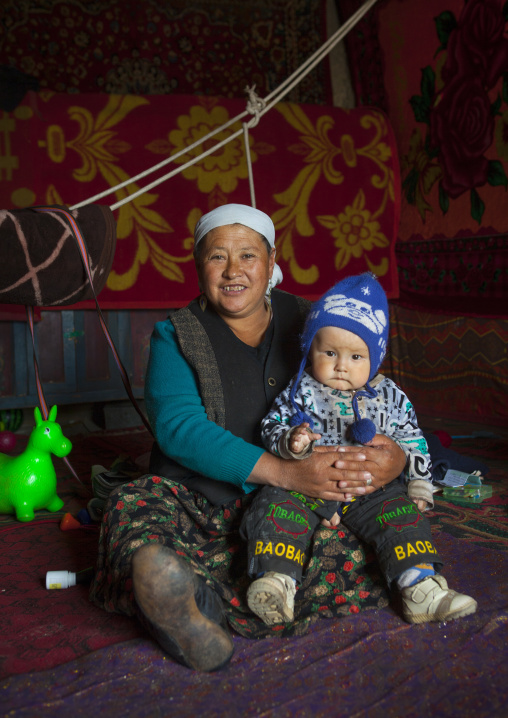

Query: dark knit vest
[[149, 289, 309, 504]]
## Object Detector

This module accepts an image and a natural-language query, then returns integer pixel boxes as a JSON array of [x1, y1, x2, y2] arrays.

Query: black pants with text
[[240, 481, 442, 585]]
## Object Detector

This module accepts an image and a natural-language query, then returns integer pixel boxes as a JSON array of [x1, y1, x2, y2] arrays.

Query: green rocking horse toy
[[0, 405, 72, 522]]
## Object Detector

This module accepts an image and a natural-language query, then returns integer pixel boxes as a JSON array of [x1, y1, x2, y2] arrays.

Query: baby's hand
[[321, 511, 341, 528], [411, 497, 429, 512], [289, 423, 321, 454]]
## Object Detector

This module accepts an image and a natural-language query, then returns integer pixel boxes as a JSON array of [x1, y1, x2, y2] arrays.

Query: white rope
[[69, 0, 379, 213], [107, 125, 246, 211], [242, 84, 265, 208], [244, 84, 266, 127], [243, 122, 256, 208]]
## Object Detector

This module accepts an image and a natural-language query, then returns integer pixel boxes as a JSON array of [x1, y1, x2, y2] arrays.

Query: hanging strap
[[25, 304, 82, 483], [30, 207, 153, 437]]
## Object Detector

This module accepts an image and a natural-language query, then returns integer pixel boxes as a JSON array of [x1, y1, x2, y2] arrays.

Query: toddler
[[240, 273, 477, 626]]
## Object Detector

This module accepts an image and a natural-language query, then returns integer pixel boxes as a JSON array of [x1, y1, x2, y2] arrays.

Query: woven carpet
[[384, 304, 508, 426], [1, 421, 507, 716], [0, 0, 331, 105], [423, 426, 508, 552]]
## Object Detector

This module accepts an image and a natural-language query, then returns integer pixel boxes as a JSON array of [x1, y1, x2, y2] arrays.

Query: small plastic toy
[[0, 408, 23, 432], [0, 405, 72, 522], [0, 431, 17, 452], [442, 475, 493, 507]]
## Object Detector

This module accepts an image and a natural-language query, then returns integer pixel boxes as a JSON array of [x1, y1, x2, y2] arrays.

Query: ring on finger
[[366, 477, 372, 486]]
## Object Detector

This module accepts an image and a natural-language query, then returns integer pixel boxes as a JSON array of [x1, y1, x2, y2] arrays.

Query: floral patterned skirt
[[89, 475, 389, 638]]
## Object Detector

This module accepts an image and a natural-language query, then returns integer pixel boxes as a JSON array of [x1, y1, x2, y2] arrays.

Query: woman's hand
[[249, 447, 372, 502], [249, 434, 406, 501], [331, 434, 406, 495]]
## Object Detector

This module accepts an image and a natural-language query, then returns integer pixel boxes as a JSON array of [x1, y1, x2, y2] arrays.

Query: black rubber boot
[[132, 544, 234, 672]]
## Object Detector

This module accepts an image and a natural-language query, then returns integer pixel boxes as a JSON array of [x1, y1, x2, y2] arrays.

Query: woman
[[90, 204, 406, 672]]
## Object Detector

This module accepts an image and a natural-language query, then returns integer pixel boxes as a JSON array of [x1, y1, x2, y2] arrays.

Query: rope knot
[[244, 84, 266, 127]]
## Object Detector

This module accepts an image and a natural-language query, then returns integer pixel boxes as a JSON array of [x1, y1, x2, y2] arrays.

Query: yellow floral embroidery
[[272, 104, 395, 283], [317, 190, 390, 275], [166, 104, 257, 194], [42, 95, 193, 289], [272, 103, 343, 284], [357, 112, 396, 215]]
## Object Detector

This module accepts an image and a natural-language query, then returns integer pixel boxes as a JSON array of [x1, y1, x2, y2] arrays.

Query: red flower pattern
[[430, 76, 493, 198], [443, 0, 508, 89], [404, 0, 508, 219]]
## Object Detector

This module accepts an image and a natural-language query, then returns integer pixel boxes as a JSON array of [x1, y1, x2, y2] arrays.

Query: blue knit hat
[[289, 273, 389, 444]]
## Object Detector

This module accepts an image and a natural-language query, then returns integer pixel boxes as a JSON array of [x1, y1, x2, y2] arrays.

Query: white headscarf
[[194, 204, 283, 290]]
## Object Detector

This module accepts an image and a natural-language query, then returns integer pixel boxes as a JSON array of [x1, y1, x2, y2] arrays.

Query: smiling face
[[308, 325, 371, 391], [196, 224, 275, 322]]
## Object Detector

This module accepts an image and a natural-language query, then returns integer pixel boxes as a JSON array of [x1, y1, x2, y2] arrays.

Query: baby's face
[[308, 326, 370, 391]]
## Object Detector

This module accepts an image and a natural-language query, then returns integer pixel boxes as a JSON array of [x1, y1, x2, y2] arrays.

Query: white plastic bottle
[[46, 571, 77, 589]]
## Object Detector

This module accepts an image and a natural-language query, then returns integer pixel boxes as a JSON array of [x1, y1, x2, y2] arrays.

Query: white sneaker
[[401, 575, 477, 624], [247, 572, 296, 626]]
